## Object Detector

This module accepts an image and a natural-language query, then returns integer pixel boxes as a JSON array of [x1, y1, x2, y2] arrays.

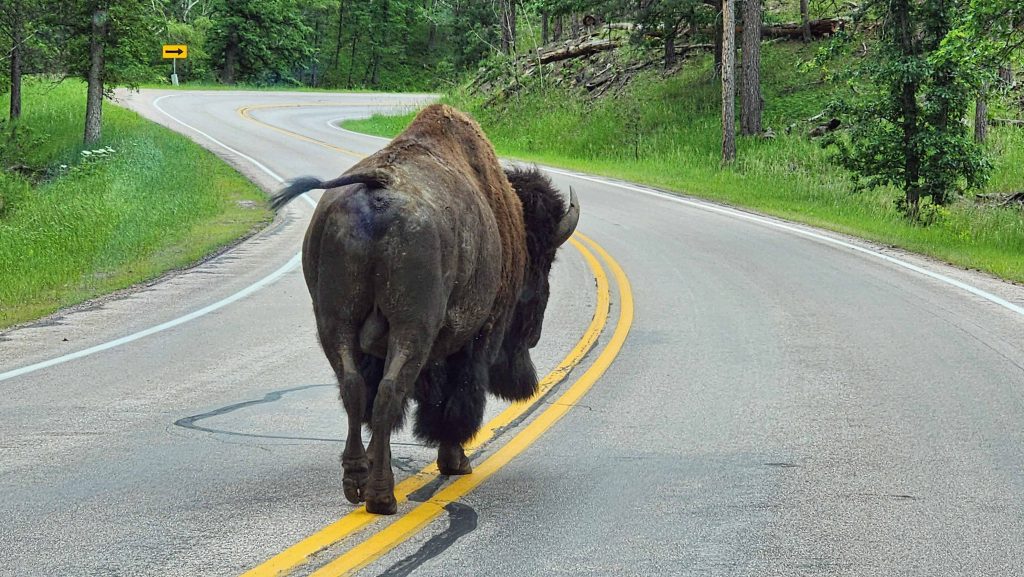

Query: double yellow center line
[[237, 103, 633, 577]]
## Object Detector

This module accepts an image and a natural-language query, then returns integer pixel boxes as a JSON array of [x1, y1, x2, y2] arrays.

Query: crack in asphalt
[[172, 383, 429, 449]]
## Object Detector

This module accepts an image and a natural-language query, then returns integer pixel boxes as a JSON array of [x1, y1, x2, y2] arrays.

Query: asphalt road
[[2, 89, 1023, 577]]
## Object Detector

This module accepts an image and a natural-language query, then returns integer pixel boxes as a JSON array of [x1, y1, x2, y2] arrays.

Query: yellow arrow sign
[[162, 44, 187, 59]]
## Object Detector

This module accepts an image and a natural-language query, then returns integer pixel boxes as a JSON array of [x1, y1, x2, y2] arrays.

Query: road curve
[[3, 89, 1024, 576]]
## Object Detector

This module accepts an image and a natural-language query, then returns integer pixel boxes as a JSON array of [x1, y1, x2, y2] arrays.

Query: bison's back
[[343, 105, 528, 360]]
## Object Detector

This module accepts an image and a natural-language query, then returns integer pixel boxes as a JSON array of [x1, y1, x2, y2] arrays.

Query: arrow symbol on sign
[[166, 48, 183, 55]]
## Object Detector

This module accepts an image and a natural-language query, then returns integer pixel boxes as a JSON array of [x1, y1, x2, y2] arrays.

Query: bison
[[269, 104, 579, 514]]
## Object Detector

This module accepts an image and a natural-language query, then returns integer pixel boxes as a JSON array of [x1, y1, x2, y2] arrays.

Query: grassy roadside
[[0, 79, 272, 329], [342, 43, 1024, 284]]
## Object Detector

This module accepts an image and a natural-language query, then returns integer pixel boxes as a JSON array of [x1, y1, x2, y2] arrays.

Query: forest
[[3, 0, 1022, 216]]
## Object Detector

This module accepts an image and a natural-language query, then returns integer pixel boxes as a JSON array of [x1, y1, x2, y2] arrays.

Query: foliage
[[439, 0, 503, 75], [0, 121, 43, 172], [827, 0, 1005, 218], [206, 0, 313, 84]]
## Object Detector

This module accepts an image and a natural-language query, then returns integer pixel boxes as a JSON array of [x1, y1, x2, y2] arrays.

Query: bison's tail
[[269, 172, 390, 210]]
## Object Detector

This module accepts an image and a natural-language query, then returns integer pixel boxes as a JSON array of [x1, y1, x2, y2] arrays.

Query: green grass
[[0, 79, 272, 328], [342, 43, 1024, 283]]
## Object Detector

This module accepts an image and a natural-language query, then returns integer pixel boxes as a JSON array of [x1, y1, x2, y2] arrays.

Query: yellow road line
[[307, 231, 632, 577], [240, 238, 610, 577], [238, 104, 372, 160]]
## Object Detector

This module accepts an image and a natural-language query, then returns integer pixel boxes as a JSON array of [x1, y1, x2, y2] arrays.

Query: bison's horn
[[555, 187, 580, 246]]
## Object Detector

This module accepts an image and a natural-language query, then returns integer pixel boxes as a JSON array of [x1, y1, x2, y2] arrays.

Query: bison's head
[[487, 167, 579, 402], [505, 166, 580, 349]]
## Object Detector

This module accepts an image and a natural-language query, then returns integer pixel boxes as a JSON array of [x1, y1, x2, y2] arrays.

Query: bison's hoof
[[438, 460, 472, 476], [342, 459, 369, 504], [343, 475, 367, 504], [365, 495, 398, 515], [437, 444, 473, 476]]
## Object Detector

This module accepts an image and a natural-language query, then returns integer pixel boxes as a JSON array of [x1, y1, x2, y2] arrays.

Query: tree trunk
[[800, 0, 811, 41], [9, 10, 22, 121], [663, 15, 676, 69], [222, 30, 239, 84], [999, 64, 1013, 85], [311, 15, 322, 86], [722, 0, 736, 163], [427, 0, 437, 53], [553, 15, 563, 41], [740, 0, 762, 135], [541, 11, 549, 45], [893, 0, 920, 216], [975, 92, 988, 143], [500, 0, 516, 55], [923, 7, 954, 205], [84, 9, 108, 144], [713, 12, 723, 77], [370, 0, 388, 85], [347, 30, 357, 87], [370, 55, 380, 85], [331, 0, 346, 76]]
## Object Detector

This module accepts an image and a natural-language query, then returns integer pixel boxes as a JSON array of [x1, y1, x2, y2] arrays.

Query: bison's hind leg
[[358, 354, 385, 424], [324, 342, 371, 505], [413, 343, 488, 475]]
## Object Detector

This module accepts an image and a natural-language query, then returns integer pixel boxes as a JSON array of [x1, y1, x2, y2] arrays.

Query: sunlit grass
[[0, 79, 272, 328]]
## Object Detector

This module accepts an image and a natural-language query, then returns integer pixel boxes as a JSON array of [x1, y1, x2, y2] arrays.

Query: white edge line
[[330, 122, 1024, 318], [542, 167, 1024, 318], [0, 253, 301, 382], [0, 94, 319, 383]]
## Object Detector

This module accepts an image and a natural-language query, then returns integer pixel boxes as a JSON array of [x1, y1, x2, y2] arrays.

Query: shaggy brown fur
[[345, 104, 528, 356]]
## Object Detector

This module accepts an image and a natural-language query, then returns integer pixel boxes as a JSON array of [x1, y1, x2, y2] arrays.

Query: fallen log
[[809, 118, 841, 137], [737, 18, 846, 39], [676, 43, 714, 54], [975, 192, 1024, 207], [990, 118, 1024, 127], [1003, 192, 1024, 206], [535, 38, 620, 64]]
